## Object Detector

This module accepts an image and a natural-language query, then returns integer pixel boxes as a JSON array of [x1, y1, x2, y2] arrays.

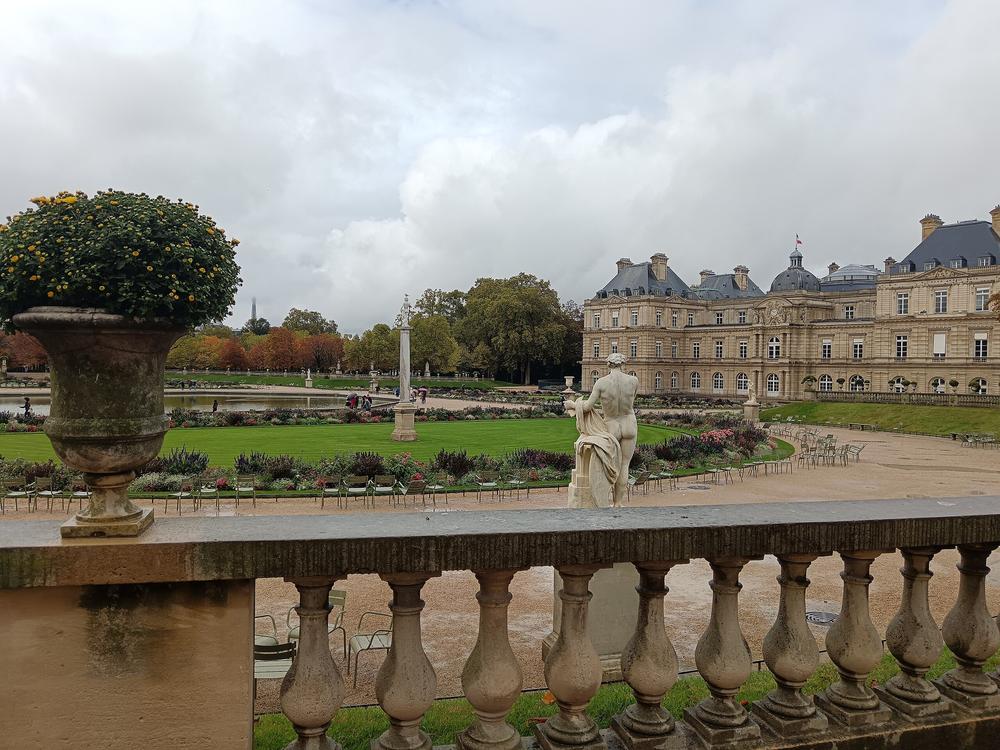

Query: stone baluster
[[752, 554, 828, 736], [816, 551, 891, 726], [534, 564, 605, 750], [684, 557, 761, 747], [374, 572, 441, 750], [457, 569, 525, 750], [936, 544, 1000, 711], [875, 548, 954, 719], [280, 576, 345, 750], [611, 560, 687, 750]]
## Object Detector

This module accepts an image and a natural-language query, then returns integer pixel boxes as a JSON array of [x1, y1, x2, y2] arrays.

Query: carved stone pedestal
[[391, 403, 417, 442], [742, 403, 760, 424]]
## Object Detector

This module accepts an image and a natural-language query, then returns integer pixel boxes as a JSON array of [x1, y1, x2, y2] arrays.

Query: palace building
[[581, 206, 1000, 400]]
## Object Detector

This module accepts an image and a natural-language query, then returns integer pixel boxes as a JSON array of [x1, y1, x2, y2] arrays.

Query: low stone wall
[[815, 391, 1000, 407]]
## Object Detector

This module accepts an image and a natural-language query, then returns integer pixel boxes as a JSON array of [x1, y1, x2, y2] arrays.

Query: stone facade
[[582, 207, 1000, 400]]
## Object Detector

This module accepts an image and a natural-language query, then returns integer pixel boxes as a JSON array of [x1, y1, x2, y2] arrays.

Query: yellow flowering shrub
[[0, 190, 241, 330]]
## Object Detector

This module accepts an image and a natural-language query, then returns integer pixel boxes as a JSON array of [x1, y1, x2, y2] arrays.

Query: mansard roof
[[597, 261, 692, 298], [893, 220, 1000, 274], [693, 273, 765, 300]]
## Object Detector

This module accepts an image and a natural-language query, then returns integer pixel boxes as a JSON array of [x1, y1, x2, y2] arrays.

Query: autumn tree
[[218, 338, 249, 370], [282, 308, 338, 335], [264, 327, 300, 370], [347, 323, 396, 371], [0, 332, 47, 370]]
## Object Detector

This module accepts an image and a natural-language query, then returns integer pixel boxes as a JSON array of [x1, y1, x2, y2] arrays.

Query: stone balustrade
[[5, 498, 1000, 748]]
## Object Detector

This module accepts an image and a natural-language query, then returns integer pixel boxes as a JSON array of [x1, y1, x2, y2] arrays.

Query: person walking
[[212, 399, 219, 413], [22, 397, 31, 418]]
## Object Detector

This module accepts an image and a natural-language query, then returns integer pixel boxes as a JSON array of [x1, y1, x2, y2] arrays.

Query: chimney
[[991, 205, 1000, 236], [920, 213, 944, 240], [699, 269, 715, 285], [884, 256, 896, 273], [828, 262, 840, 276], [616, 257, 632, 273], [733, 265, 749, 291], [650, 253, 669, 281]]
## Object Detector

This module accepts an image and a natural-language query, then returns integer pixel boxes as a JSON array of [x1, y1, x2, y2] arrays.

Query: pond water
[[0, 393, 393, 416]]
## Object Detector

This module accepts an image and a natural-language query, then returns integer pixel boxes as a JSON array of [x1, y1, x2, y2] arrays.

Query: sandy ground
[[7, 426, 1000, 713]]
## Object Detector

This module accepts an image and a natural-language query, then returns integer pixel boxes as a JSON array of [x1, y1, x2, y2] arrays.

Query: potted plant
[[836, 377, 846, 391], [949, 379, 960, 393], [1, 190, 240, 536]]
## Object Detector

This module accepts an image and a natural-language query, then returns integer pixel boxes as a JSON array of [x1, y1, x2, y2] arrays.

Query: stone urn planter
[[13, 307, 183, 537]]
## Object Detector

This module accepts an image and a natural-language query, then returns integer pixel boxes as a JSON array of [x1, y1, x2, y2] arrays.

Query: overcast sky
[[3, 1, 998, 332]]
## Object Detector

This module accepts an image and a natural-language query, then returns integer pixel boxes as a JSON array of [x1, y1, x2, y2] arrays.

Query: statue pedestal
[[543, 563, 639, 682], [567, 467, 595, 508], [391, 402, 417, 442], [304, 377, 313, 389], [743, 402, 760, 423]]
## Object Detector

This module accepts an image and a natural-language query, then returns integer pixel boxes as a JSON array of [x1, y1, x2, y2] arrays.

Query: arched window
[[970, 378, 988, 395], [654, 371, 662, 391], [766, 373, 779, 394], [819, 374, 832, 392], [930, 377, 946, 394], [670, 371, 678, 389], [690, 371, 701, 390], [849, 375, 865, 392], [712, 372, 724, 392], [889, 376, 907, 393], [767, 336, 781, 359], [591, 370, 599, 387], [736, 372, 749, 393]]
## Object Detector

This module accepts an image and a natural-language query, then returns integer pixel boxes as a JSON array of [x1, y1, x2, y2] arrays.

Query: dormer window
[[949, 257, 966, 269], [979, 256, 995, 268], [923, 259, 939, 271]]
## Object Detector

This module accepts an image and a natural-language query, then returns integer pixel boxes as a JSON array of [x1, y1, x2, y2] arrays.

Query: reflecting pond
[[0, 393, 395, 416]]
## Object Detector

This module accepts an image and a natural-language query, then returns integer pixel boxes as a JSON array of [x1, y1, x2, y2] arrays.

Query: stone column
[[752, 555, 828, 737], [281, 576, 346, 750], [936, 544, 1000, 711], [816, 551, 891, 726], [374, 572, 441, 750], [611, 560, 687, 750], [534, 565, 605, 750], [457, 569, 525, 750], [393, 297, 417, 442], [684, 557, 761, 747], [875, 548, 954, 720]]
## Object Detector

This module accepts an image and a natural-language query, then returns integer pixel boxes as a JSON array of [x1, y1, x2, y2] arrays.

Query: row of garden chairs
[[1, 477, 91, 514]]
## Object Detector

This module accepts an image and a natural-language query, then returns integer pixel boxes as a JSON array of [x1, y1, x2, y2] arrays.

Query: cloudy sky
[[3, 1, 998, 332]]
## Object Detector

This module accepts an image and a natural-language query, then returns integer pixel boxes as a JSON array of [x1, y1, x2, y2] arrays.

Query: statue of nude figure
[[576, 353, 638, 507]]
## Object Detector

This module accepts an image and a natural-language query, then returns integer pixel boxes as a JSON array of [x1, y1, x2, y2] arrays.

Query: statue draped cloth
[[572, 403, 622, 508]]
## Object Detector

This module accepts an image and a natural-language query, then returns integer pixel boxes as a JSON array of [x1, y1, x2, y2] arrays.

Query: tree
[[457, 274, 568, 384], [300, 333, 344, 370], [166, 335, 200, 369], [198, 324, 234, 339], [411, 315, 459, 373], [218, 338, 248, 370], [414, 289, 466, 326], [348, 323, 396, 372], [241, 316, 271, 335], [264, 328, 300, 370], [0, 332, 47, 370], [282, 308, 338, 335]]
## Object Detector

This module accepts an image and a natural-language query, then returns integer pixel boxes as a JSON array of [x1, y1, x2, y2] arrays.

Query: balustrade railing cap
[[3, 497, 1000, 589]]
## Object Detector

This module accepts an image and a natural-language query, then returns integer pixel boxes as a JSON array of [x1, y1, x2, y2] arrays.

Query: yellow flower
[[198, 267, 205, 273], [131, 251, 139, 256], [146, 265, 153, 272], [10, 256, 18, 262], [46, 291, 54, 298], [61, 196, 78, 204], [99, 285, 106, 291], [187, 295, 195, 302], [27, 245, 36, 252], [6, 267, 13, 273], [207, 228, 214, 235]]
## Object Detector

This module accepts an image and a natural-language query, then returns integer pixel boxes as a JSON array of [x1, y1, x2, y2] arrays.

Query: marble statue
[[745, 383, 758, 405], [564, 353, 638, 508]]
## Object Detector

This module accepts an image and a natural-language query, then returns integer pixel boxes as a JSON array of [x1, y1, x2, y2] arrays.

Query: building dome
[[769, 247, 821, 292]]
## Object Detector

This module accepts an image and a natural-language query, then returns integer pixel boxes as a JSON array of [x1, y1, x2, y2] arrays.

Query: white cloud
[[2, 1, 998, 331]]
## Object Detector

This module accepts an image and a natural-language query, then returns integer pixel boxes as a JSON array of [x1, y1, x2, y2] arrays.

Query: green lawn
[[762, 401, 1000, 437], [167, 372, 516, 390], [253, 649, 992, 750], [0, 419, 682, 465]]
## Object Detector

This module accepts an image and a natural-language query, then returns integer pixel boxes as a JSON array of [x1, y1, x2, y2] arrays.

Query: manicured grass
[[762, 401, 1000, 437], [0, 419, 683, 465], [167, 372, 516, 390], [253, 649, 995, 750]]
